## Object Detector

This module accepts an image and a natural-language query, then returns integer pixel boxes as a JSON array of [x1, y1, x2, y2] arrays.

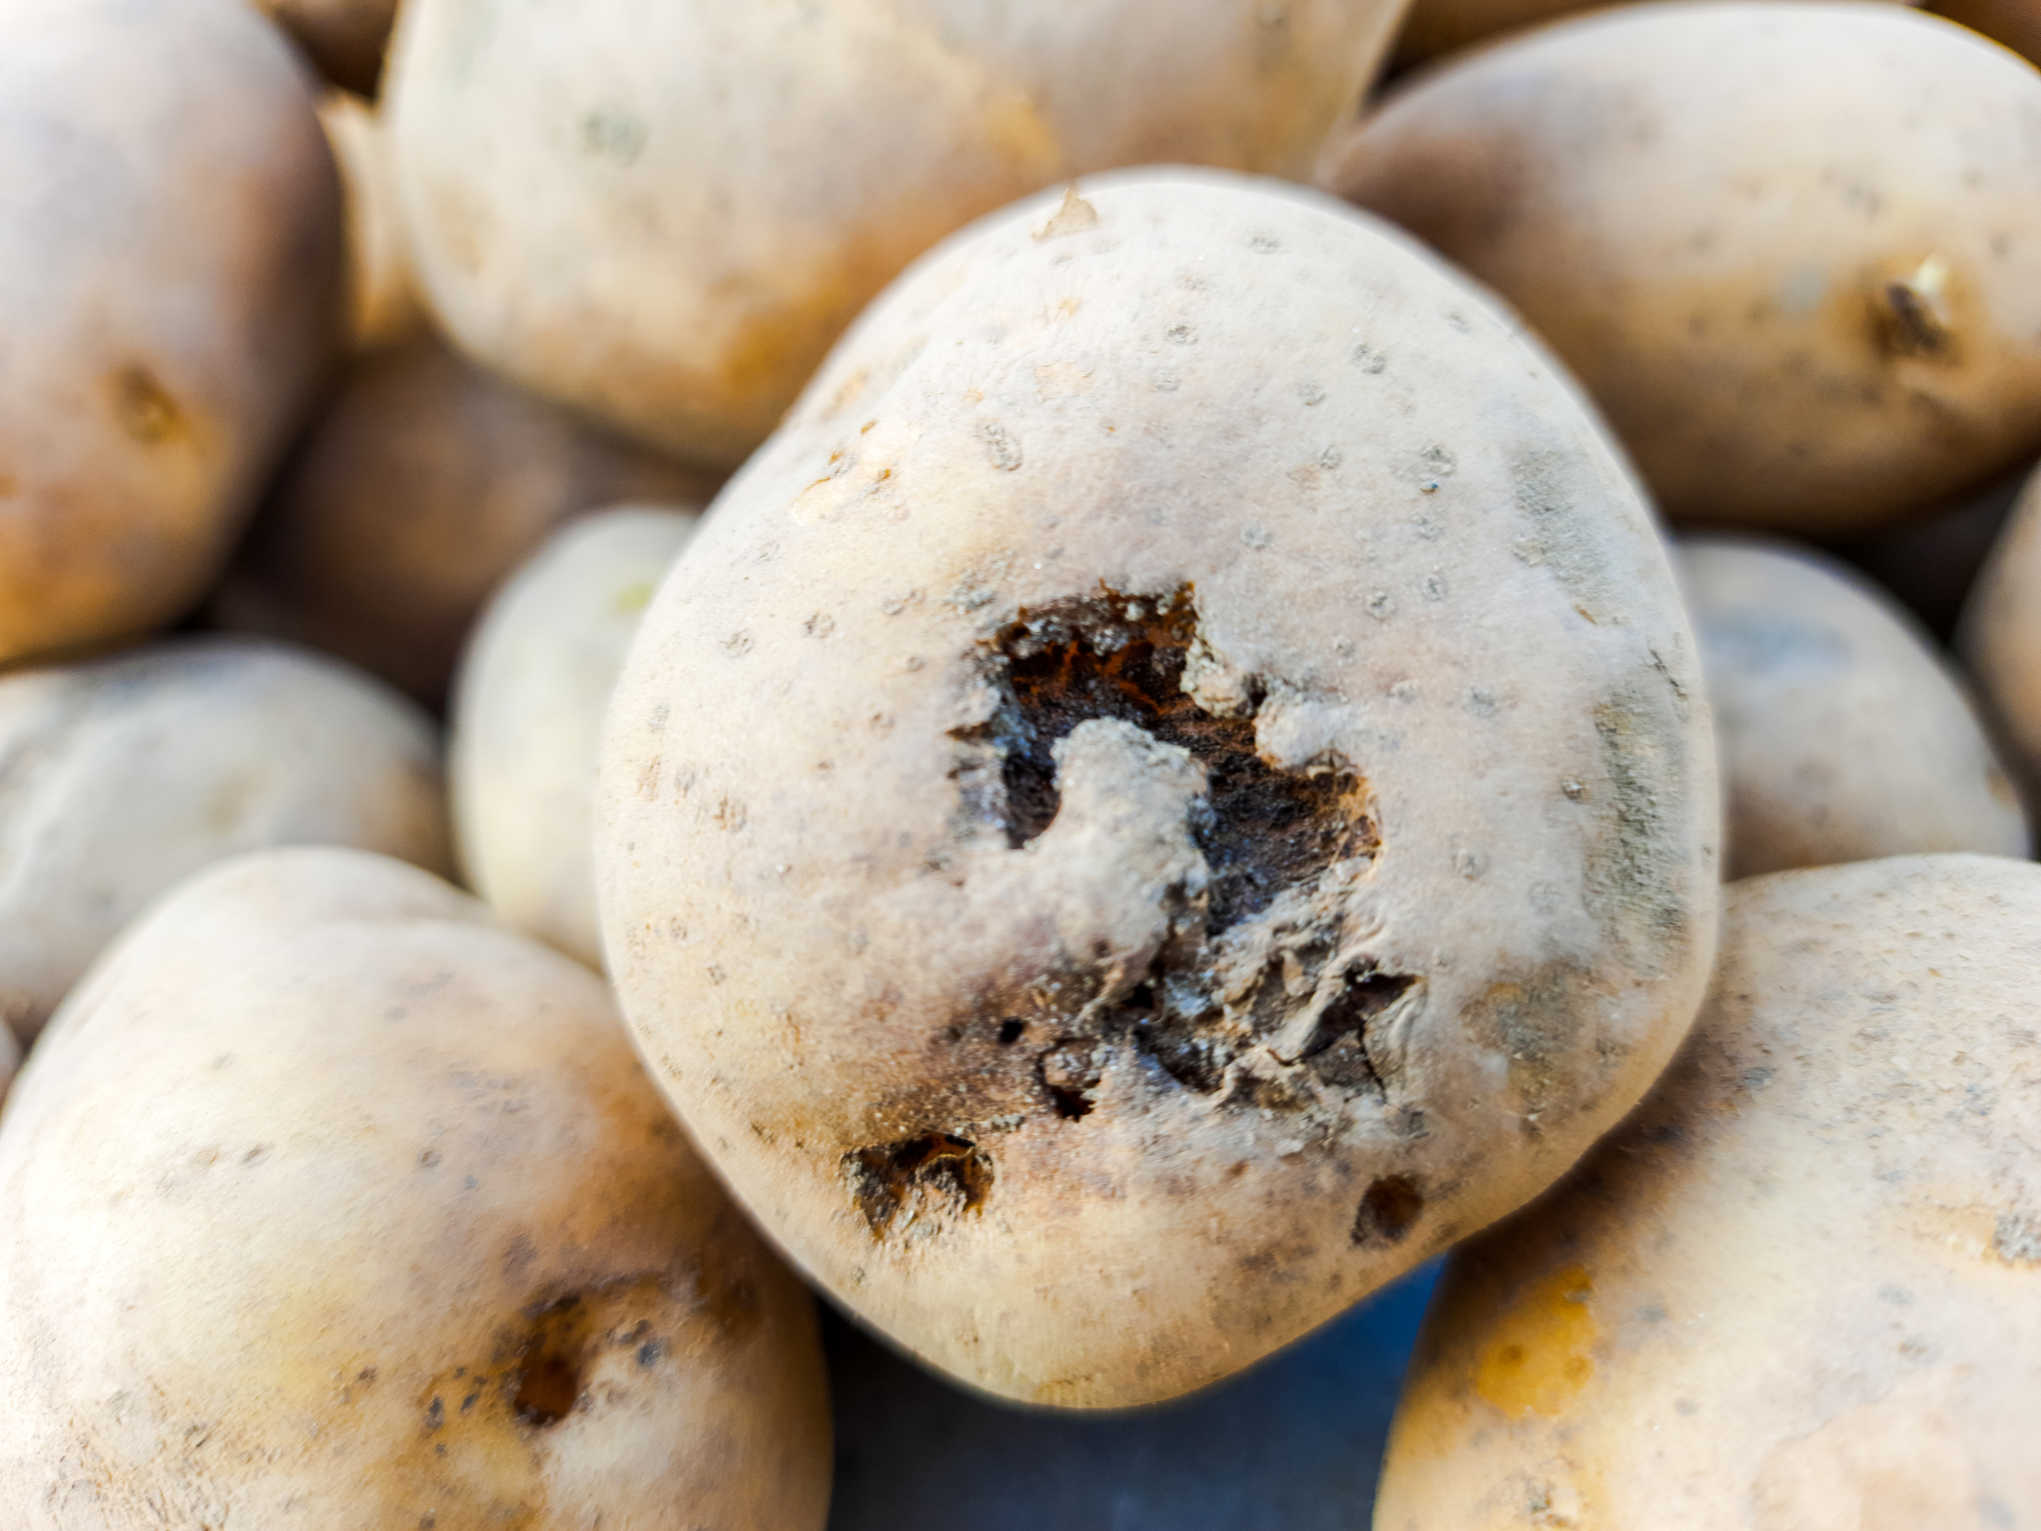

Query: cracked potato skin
[[595, 171, 1721, 1408], [384, 0, 1407, 468], [0, 0, 341, 666], [1374, 855, 2041, 1531], [0, 849, 831, 1531], [1323, 2, 2041, 533]]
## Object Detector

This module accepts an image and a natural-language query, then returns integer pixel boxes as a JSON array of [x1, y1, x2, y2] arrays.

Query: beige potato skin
[[257, 0, 398, 94], [0, 637, 451, 1045], [1679, 536, 2027, 876], [1959, 461, 2041, 801], [0, 848, 831, 1530], [452, 507, 698, 969], [385, 0, 1409, 468], [215, 338, 710, 704], [320, 90, 424, 353], [1395, 0, 1917, 66], [1324, 2, 2041, 532], [0, 0, 341, 666], [596, 170, 1721, 1408], [1375, 855, 2041, 1531]]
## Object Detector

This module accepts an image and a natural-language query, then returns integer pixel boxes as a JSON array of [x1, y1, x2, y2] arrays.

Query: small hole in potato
[[997, 1019, 1026, 1045], [1352, 1175, 1424, 1248], [513, 1298, 588, 1427]]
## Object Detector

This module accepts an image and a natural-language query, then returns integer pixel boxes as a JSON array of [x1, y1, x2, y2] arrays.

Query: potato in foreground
[[1959, 459, 2041, 800], [0, 637, 451, 1046], [385, 0, 1409, 468], [453, 507, 697, 969], [1679, 536, 2026, 876], [0, 0, 341, 665], [1375, 855, 2041, 1530], [0, 848, 832, 1531], [216, 338, 708, 703], [1324, 2, 2041, 533], [597, 170, 1721, 1408]]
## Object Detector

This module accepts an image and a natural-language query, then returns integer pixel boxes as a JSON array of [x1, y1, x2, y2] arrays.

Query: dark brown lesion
[[843, 1133, 994, 1236], [1870, 257, 1956, 361], [1351, 1175, 1424, 1248], [951, 585, 1377, 932]]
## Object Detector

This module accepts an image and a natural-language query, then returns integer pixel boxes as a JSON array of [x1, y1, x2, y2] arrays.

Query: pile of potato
[[2, 0, 2037, 1524]]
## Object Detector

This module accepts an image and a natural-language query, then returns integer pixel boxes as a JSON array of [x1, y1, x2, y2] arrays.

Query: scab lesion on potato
[[949, 584, 1376, 927], [843, 1133, 995, 1238]]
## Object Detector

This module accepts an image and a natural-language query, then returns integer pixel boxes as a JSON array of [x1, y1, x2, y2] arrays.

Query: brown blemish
[[1475, 1265, 1598, 1418], [844, 1133, 994, 1237], [111, 365, 184, 445], [1872, 256, 1956, 360], [1034, 184, 1100, 241], [512, 1298, 587, 1427], [1351, 1175, 1424, 1248]]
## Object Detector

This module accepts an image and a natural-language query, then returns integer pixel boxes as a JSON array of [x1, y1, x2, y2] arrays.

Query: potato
[[321, 90, 424, 353], [1394, 0, 1917, 65], [1373, 854, 2041, 1530], [215, 338, 710, 704], [384, 0, 1410, 468], [596, 170, 1721, 1408], [1959, 461, 2041, 799], [0, 0, 341, 666], [1935, 0, 2041, 62], [1679, 535, 2027, 876], [0, 848, 831, 1530], [1322, 2, 2041, 533], [256, 0, 398, 94], [452, 507, 696, 969], [0, 637, 451, 1046]]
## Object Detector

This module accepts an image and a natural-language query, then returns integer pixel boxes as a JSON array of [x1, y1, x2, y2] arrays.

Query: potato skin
[[320, 90, 424, 352], [0, 0, 341, 665], [596, 170, 1720, 1408], [385, 0, 1408, 468], [1324, 2, 2041, 532], [1375, 855, 2041, 1531], [1679, 535, 2027, 876], [1394, 0, 1916, 65], [0, 637, 451, 1045], [452, 507, 698, 969], [0, 848, 832, 1531], [215, 338, 710, 704]]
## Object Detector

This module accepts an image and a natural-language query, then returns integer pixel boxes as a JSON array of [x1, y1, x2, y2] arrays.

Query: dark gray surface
[[824, 1261, 1439, 1531]]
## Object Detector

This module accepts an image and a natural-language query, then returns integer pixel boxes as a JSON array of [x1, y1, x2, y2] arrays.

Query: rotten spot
[[1352, 1175, 1424, 1248], [952, 586, 1375, 932], [844, 1133, 994, 1237], [1286, 966, 1421, 1095], [1039, 1040, 1103, 1119]]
